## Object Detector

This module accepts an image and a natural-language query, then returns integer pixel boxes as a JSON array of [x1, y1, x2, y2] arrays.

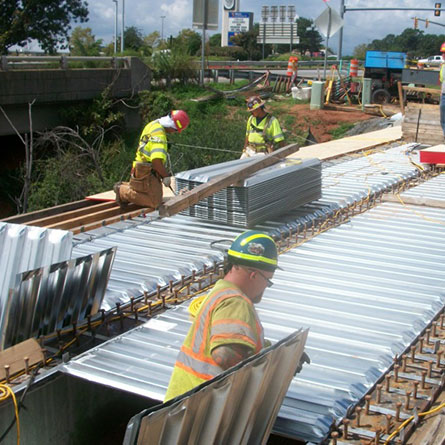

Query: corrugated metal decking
[[123, 330, 308, 445], [176, 158, 322, 227], [0, 247, 116, 349], [0, 223, 72, 323], [71, 144, 424, 310], [62, 200, 445, 443]]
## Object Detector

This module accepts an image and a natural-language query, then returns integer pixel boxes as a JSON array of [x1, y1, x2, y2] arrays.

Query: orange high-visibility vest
[[164, 280, 265, 401]]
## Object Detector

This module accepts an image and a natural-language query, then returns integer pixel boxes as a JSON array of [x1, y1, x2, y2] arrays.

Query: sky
[[21, 0, 445, 55]]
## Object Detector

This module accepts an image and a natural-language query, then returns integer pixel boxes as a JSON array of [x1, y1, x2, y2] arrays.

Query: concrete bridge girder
[[0, 57, 152, 136]]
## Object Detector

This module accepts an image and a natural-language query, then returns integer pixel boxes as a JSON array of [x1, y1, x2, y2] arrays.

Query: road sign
[[315, 6, 344, 38], [256, 23, 299, 45], [193, 0, 219, 30]]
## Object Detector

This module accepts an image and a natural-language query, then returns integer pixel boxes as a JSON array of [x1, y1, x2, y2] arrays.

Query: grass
[[329, 122, 355, 139]]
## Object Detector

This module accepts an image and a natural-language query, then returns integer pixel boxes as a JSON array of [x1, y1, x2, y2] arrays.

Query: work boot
[[113, 183, 128, 209]]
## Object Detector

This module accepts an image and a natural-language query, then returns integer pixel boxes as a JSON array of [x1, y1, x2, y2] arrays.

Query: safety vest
[[440, 64, 445, 93], [246, 114, 285, 152], [164, 279, 265, 402], [133, 120, 168, 168]]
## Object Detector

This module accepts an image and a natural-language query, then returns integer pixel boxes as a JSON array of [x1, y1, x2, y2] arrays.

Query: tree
[[144, 31, 160, 49], [353, 43, 368, 60], [209, 33, 221, 48], [0, 0, 88, 54], [230, 24, 262, 60], [124, 26, 145, 52], [296, 17, 323, 55], [69, 27, 102, 56], [172, 29, 202, 55]]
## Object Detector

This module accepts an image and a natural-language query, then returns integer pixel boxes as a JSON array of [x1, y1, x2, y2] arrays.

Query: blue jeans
[[441, 94, 445, 135]]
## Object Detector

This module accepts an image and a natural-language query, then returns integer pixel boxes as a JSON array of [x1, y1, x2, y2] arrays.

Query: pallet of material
[[402, 103, 443, 145]]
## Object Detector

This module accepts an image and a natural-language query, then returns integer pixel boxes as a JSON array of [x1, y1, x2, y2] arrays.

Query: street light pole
[[161, 15, 166, 43], [338, 0, 345, 60], [112, 0, 118, 54], [121, 0, 125, 52]]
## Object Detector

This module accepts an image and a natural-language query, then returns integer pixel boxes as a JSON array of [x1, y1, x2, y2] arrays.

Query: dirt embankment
[[287, 104, 375, 143]]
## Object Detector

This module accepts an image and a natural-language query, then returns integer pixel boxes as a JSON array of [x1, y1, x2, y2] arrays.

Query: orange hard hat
[[440, 42, 445, 52], [171, 109, 190, 133], [246, 95, 265, 112]]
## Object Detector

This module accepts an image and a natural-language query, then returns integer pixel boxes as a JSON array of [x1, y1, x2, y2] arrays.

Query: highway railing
[[0, 55, 131, 70]]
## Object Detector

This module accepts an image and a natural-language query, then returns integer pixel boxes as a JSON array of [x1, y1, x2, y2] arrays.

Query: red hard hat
[[171, 110, 190, 133], [441, 42, 445, 52]]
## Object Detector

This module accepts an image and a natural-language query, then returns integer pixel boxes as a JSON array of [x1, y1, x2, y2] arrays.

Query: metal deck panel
[[62, 202, 445, 443], [0, 223, 72, 323]]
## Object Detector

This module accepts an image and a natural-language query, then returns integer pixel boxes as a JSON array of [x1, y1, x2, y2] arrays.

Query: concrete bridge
[[0, 56, 152, 136]]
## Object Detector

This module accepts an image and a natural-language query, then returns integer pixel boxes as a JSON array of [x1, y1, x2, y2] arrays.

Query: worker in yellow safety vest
[[241, 96, 285, 158], [114, 110, 190, 208], [439, 43, 445, 138], [164, 230, 280, 402]]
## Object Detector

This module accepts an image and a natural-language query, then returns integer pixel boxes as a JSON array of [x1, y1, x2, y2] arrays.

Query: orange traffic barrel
[[287, 56, 299, 77], [350, 59, 359, 77], [350, 59, 359, 92]]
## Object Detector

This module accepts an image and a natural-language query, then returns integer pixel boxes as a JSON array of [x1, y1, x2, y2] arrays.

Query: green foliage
[[124, 26, 145, 52], [358, 28, 445, 58], [69, 27, 102, 57], [296, 17, 323, 55], [150, 48, 198, 84], [209, 34, 221, 47], [0, 0, 88, 54], [353, 43, 368, 60], [172, 29, 202, 56], [230, 24, 262, 60], [329, 122, 354, 140], [138, 91, 175, 123]]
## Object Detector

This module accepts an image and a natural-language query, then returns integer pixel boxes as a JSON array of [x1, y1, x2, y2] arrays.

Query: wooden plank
[[0, 338, 44, 381], [159, 143, 301, 217], [402, 86, 441, 95], [382, 194, 445, 209], [86, 190, 116, 201], [46, 203, 140, 229], [26, 201, 117, 227], [1, 199, 96, 224], [288, 126, 402, 162], [398, 81, 405, 115]]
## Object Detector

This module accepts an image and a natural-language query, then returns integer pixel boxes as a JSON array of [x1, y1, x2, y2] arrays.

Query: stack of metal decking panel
[[175, 157, 322, 227]]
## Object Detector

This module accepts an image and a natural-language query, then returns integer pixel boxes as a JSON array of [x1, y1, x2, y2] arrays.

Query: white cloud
[[82, 0, 445, 55]]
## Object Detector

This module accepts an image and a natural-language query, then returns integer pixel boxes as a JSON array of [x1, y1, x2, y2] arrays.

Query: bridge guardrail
[[0, 56, 131, 71]]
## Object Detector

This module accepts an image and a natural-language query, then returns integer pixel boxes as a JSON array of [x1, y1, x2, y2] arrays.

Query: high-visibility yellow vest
[[133, 120, 168, 168], [246, 114, 285, 152], [164, 279, 265, 402]]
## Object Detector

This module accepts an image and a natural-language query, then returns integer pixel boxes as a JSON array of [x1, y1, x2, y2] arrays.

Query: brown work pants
[[119, 162, 163, 209]]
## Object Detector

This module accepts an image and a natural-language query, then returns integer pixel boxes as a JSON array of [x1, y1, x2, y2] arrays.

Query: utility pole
[[200, 0, 207, 85], [338, 0, 345, 60], [112, 0, 118, 54], [121, 0, 125, 52], [161, 16, 166, 43]]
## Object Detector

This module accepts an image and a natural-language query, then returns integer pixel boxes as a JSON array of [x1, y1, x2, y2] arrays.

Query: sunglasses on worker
[[247, 268, 274, 288]]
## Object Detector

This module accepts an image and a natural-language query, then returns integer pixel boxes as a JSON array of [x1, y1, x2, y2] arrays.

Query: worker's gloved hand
[[294, 351, 310, 375], [162, 176, 172, 187]]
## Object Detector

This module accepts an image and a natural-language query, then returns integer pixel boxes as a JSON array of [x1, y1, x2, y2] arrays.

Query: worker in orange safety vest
[[114, 110, 190, 209], [164, 230, 280, 402]]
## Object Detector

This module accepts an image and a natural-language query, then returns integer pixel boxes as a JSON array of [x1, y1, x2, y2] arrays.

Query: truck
[[364, 50, 440, 104]]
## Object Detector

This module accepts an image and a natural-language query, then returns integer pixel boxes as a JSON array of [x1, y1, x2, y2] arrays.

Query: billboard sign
[[227, 12, 252, 46]]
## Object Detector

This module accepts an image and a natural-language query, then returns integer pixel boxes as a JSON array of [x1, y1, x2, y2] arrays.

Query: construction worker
[[114, 110, 190, 208], [440, 43, 445, 138], [164, 230, 279, 402], [241, 96, 285, 158]]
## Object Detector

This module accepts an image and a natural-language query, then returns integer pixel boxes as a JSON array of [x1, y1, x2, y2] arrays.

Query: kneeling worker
[[164, 230, 279, 402], [241, 95, 285, 158], [114, 109, 190, 209]]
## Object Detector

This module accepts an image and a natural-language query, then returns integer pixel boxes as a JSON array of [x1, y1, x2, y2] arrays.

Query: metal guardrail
[[204, 59, 354, 70], [0, 55, 131, 71]]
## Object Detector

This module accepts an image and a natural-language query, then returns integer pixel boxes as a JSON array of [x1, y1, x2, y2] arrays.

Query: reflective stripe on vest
[[175, 287, 264, 380]]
